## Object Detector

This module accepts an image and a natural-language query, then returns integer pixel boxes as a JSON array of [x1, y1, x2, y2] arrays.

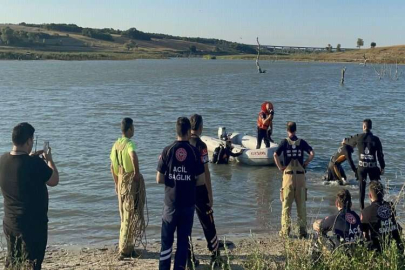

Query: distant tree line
[[0, 27, 51, 46], [19, 23, 257, 54], [82, 28, 114, 41], [121, 28, 151, 41], [20, 23, 115, 42]]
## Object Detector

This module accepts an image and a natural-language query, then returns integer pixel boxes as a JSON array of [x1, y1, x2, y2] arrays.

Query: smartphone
[[43, 141, 50, 154]]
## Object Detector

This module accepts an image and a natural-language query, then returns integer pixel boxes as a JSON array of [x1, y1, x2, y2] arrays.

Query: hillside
[[1, 23, 404, 63], [0, 23, 255, 60]]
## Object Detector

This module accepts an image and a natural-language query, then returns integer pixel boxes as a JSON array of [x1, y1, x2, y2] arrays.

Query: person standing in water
[[346, 119, 385, 210], [323, 139, 357, 185], [256, 101, 274, 148], [212, 139, 243, 164]]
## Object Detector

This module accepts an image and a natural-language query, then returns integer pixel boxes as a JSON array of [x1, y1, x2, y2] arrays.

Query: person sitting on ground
[[323, 139, 357, 185], [361, 181, 403, 252], [212, 139, 243, 164], [313, 189, 362, 250]]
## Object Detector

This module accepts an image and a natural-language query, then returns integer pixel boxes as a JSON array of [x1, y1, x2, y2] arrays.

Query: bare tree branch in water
[[370, 57, 402, 81], [362, 54, 368, 67], [256, 37, 266, 74]]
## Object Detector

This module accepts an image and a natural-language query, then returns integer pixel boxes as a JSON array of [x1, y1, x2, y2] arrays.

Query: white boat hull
[[201, 133, 279, 166]]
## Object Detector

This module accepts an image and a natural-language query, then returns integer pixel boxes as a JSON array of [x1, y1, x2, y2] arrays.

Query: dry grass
[[0, 23, 216, 59], [220, 45, 405, 64]]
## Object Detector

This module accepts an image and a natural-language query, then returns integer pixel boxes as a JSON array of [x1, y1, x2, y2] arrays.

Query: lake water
[[0, 59, 404, 247]]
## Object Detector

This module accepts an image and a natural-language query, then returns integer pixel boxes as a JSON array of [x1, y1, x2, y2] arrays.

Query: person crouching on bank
[[313, 189, 362, 251]]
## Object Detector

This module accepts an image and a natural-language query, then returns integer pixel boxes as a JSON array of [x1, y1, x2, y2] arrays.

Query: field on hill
[[221, 45, 405, 64], [1, 23, 405, 63], [0, 24, 227, 60]]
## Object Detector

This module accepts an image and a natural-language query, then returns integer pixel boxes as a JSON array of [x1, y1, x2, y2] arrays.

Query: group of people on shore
[[266, 113, 402, 255], [0, 107, 401, 270], [110, 116, 221, 269]]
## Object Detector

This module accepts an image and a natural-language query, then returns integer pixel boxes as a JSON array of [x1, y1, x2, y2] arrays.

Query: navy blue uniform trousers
[[159, 205, 195, 270]]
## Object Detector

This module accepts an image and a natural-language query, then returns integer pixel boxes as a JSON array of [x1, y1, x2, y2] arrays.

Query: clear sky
[[1, 0, 404, 48]]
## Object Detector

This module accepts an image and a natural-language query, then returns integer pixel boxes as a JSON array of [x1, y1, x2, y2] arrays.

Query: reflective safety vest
[[257, 112, 271, 130]]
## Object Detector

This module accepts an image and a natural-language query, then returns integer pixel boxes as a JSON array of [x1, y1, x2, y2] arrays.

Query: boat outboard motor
[[218, 127, 227, 140]]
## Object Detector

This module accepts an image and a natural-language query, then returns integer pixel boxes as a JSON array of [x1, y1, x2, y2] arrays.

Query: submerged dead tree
[[341, 67, 346, 84], [256, 37, 266, 73], [362, 54, 368, 67], [371, 58, 402, 81]]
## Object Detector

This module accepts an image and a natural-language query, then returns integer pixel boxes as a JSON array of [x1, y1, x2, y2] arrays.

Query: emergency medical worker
[[346, 119, 385, 209], [313, 189, 362, 249], [323, 140, 357, 185], [361, 181, 403, 252], [274, 122, 314, 238], [256, 101, 274, 149], [110, 118, 144, 259], [189, 114, 221, 266], [156, 117, 205, 270]]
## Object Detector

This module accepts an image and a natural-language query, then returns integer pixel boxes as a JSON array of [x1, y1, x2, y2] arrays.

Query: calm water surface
[[0, 59, 404, 246]]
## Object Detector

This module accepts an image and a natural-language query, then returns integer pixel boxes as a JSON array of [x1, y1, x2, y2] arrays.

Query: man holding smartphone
[[0, 122, 59, 270]]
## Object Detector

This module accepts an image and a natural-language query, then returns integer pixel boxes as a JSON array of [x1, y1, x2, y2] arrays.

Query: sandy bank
[[0, 234, 284, 269]]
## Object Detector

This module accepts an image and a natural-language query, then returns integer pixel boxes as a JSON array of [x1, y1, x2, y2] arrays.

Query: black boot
[[210, 249, 222, 268], [187, 252, 199, 269]]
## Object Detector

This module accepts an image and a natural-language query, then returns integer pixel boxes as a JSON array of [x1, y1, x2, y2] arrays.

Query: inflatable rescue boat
[[201, 127, 280, 166]]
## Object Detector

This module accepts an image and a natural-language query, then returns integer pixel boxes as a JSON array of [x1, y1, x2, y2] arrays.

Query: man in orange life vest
[[256, 101, 274, 149]]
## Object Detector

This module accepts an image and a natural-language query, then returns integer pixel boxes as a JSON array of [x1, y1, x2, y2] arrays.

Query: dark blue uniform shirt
[[157, 141, 204, 208]]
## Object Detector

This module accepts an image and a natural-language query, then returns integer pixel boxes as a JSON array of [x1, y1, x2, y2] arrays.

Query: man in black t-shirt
[[313, 189, 362, 250], [189, 114, 222, 267], [0, 123, 59, 270], [323, 140, 357, 184], [274, 122, 314, 238], [361, 181, 403, 252], [156, 117, 205, 270], [346, 119, 385, 209]]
